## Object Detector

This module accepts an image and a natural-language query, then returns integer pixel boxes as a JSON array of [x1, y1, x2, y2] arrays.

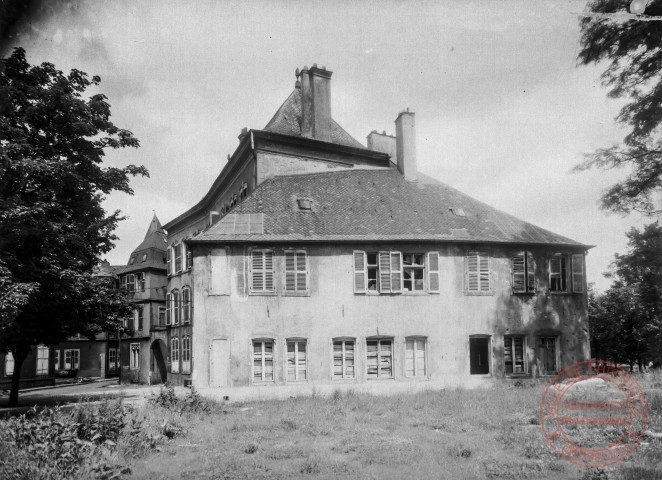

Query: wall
[[56, 341, 106, 378], [190, 242, 590, 390], [0, 347, 55, 390]]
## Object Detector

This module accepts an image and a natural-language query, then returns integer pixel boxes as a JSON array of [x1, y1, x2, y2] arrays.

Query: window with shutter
[[250, 249, 274, 293], [512, 251, 535, 293], [378, 251, 391, 292], [182, 336, 191, 373], [284, 250, 308, 294], [166, 247, 172, 275], [182, 287, 191, 323], [165, 293, 172, 325], [172, 290, 180, 325], [549, 255, 568, 292], [504, 336, 526, 374], [466, 252, 491, 294], [353, 251, 366, 293], [571, 254, 584, 293], [427, 252, 440, 293], [171, 337, 179, 373], [174, 244, 183, 273]]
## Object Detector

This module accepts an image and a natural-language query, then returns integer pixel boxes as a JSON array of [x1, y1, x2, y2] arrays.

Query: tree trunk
[[8, 351, 27, 407]]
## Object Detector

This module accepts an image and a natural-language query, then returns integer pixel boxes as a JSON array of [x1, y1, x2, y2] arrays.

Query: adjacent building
[[160, 65, 591, 392]]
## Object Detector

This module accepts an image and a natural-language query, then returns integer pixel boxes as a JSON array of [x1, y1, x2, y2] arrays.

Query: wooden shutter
[[284, 250, 296, 291], [251, 250, 273, 292], [264, 251, 274, 291], [428, 252, 440, 293], [353, 251, 366, 293], [571, 254, 584, 293], [167, 247, 172, 275], [466, 253, 479, 292], [512, 252, 526, 293], [479, 254, 490, 291], [296, 251, 307, 292], [526, 252, 535, 292], [379, 251, 391, 292], [390, 251, 402, 293], [165, 294, 171, 325]]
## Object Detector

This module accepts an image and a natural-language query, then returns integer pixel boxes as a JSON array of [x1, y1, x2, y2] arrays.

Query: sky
[[2, 0, 655, 292]]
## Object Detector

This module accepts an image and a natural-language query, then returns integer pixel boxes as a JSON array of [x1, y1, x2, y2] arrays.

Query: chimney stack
[[367, 130, 397, 165], [395, 109, 417, 180], [299, 64, 333, 142]]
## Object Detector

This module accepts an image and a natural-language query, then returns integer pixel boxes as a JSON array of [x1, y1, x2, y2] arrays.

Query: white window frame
[[504, 335, 527, 375], [36, 345, 49, 375], [427, 252, 440, 293], [402, 253, 425, 293], [366, 337, 394, 379], [174, 244, 183, 273], [165, 293, 172, 325], [405, 337, 427, 378], [571, 254, 584, 293], [332, 338, 356, 380], [512, 251, 535, 294], [167, 246, 172, 276], [64, 349, 80, 370], [353, 251, 403, 294], [252, 339, 275, 383], [283, 249, 309, 295], [466, 252, 491, 294], [182, 335, 191, 373], [172, 289, 180, 325], [5, 352, 14, 377], [250, 249, 275, 294], [549, 255, 568, 293], [286, 339, 307, 382], [108, 348, 118, 371], [182, 287, 191, 323], [130, 343, 140, 370], [171, 337, 180, 373], [123, 274, 135, 292]]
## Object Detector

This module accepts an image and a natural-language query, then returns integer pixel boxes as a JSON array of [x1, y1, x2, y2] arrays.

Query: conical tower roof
[[122, 213, 167, 273]]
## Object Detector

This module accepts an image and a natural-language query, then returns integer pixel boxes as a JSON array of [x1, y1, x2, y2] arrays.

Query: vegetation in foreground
[[1, 377, 661, 479]]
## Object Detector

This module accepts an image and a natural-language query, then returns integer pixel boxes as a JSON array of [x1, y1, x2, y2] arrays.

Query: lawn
[[2, 375, 661, 479]]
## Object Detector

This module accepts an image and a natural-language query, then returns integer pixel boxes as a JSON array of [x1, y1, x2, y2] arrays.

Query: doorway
[[470, 336, 490, 375]]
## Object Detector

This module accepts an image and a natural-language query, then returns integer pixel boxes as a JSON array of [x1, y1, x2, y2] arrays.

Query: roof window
[[142, 254, 147, 262], [449, 208, 466, 217], [297, 198, 313, 211], [129, 257, 136, 265]]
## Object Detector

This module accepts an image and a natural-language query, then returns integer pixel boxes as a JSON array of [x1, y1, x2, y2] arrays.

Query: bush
[[149, 383, 213, 414]]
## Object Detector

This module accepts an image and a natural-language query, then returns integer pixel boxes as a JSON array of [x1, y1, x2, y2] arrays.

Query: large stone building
[[162, 65, 591, 394]]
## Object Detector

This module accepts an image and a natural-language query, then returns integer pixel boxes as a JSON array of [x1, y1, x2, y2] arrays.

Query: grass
[[2, 374, 661, 479]]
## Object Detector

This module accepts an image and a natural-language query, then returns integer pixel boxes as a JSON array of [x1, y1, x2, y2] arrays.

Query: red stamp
[[540, 360, 648, 468]]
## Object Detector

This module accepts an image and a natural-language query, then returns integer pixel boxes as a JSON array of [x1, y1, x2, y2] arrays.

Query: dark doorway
[[470, 337, 490, 374], [150, 340, 168, 384]]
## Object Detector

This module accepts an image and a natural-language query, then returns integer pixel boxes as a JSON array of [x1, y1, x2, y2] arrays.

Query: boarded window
[[427, 252, 440, 293], [549, 256, 568, 292], [504, 336, 526, 374], [253, 340, 274, 382], [333, 339, 355, 379], [571, 254, 584, 293], [366, 338, 393, 379], [538, 337, 557, 374], [287, 340, 307, 381], [512, 251, 535, 293], [466, 253, 490, 293], [405, 337, 426, 377], [250, 250, 274, 293], [284, 250, 308, 293]]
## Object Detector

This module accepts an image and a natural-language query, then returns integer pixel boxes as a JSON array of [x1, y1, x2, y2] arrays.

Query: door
[[470, 337, 490, 374], [210, 339, 229, 387]]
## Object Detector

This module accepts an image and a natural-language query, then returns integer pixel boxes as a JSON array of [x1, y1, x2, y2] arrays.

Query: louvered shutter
[[428, 252, 440, 293], [251, 250, 264, 292], [284, 250, 296, 291], [512, 252, 526, 293], [353, 251, 366, 293], [264, 251, 274, 291], [466, 253, 479, 292], [167, 247, 172, 275], [165, 294, 171, 325], [390, 251, 402, 293], [479, 254, 490, 291], [379, 251, 391, 292], [571, 254, 584, 293], [296, 251, 307, 292]]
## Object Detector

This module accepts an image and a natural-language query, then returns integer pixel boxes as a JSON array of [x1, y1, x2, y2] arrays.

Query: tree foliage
[[589, 223, 662, 369], [577, 0, 662, 215], [0, 47, 146, 405]]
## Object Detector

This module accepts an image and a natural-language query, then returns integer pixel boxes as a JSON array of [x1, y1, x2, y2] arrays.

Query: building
[[162, 65, 591, 394], [1, 345, 55, 391]]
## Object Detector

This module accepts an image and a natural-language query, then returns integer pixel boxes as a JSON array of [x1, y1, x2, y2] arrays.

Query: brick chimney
[[299, 64, 333, 142], [367, 130, 397, 165], [395, 109, 417, 180]]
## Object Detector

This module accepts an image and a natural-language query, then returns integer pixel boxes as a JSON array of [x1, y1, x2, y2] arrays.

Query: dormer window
[[240, 182, 248, 200], [129, 257, 136, 265], [141, 254, 147, 262], [297, 198, 313, 211], [449, 208, 466, 217]]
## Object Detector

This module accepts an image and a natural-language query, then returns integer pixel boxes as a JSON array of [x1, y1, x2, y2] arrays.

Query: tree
[[576, 0, 662, 215], [0, 47, 147, 406]]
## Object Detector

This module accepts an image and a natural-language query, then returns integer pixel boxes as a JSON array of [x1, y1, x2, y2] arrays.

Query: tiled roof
[[263, 87, 365, 149], [193, 169, 586, 247], [122, 214, 168, 273]]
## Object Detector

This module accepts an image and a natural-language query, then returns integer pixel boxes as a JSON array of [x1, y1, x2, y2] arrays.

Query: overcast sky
[[4, 0, 653, 291]]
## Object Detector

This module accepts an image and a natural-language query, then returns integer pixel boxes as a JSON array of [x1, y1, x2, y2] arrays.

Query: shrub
[[149, 383, 213, 414]]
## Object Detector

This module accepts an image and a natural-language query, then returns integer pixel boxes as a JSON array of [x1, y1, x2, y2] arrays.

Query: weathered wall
[[190, 242, 590, 390]]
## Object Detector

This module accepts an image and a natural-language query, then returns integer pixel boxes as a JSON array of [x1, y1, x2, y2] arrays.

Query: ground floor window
[[366, 338, 393, 379], [36, 345, 49, 375], [64, 349, 80, 370], [286, 339, 307, 381], [470, 337, 490, 375], [130, 344, 140, 370], [108, 348, 118, 371], [333, 339, 355, 380], [54, 350, 60, 371], [252, 340, 274, 383], [537, 337, 557, 374], [171, 337, 180, 373], [405, 337, 427, 377], [182, 336, 191, 373], [5, 352, 14, 377], [504, 336, 526, 375]]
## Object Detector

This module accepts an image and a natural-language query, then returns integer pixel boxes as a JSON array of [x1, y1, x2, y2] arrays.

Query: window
[[469, 337, 490, 374], [538, 337, 557, 374], [353, 251, 402, 294], [403, 254, 425, 292], [167, 246, 172, 275], [36, 345, 49, 375], [129, 256, 136, 265], [571, 254, 584, 293], [286, 340, 307, 381], [122, 274, 135, 292], [512, 251, 535, 293], [504, 336, 526, 375], [240, 182, 248, 200], [333, 339, 355, 380], [297, 198, 312, 210], [64, 349, 80, 370], [171, 337, 179, 373], [405, 337, 426, 377], [366, 338, 393, 379], [158, 306, 166, 326], [108, 348, 118, 371], [182, 287, 191, 323], [5, 352, 14, 376], [252, 340, 274, 382], [250, 250, 274, 293], [136, 273, 145, 292], [136, 307, 143, 332], [182, 336, 191, 373], [466, 252, 491, 293], [54, 350, 60, 371], [165, 293, 172, 325], [284, 250, 308, 293], [174, 244, 183, 273], [141, 253, 147, 262], [130, 343, 140, 370], [449, 207, 466, 217], [186, 249, 192, 270], [172, 290, 180, 325], [549, 255, 568, 292]]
